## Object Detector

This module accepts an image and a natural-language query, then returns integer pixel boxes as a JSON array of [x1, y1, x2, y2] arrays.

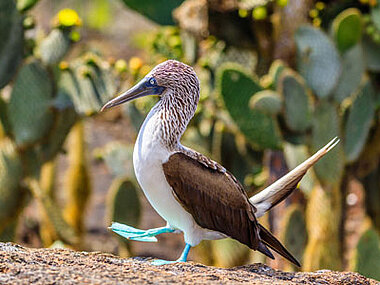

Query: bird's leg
[[109, 222, 175, 242], [151, 243, 192, 265]]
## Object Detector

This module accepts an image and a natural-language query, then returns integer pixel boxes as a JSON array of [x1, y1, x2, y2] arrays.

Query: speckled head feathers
[[149, 60, 200, 104]]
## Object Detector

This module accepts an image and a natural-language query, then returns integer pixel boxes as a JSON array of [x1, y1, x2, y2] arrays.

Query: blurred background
[[0, 0, 380, 281]]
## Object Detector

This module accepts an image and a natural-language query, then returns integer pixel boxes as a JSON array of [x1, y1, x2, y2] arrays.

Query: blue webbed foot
[[109, 222, 174, 242], [151, 244, 191, 266], [151, 259, 181, 265]]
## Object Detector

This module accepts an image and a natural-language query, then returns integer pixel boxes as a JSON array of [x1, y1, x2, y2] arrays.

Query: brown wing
[[162, 152, 260, 250]]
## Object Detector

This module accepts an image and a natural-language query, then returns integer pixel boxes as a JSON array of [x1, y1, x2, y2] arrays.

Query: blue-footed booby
[[101, 60, 339, 266]]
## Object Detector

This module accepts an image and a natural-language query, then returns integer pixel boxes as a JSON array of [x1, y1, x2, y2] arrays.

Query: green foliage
[[295, 26, 341, 98], [333, 8, 362, 53], [311, 102, 344, 186], [351, 225, 380, 281], [0, 0, 23, 88], [333, 44, 365, 103], [120, 0, 183, 25], [279, 70, 312, 132], [344, 81, 375, 163], [40, 29, 71, 65], [280, 205, 307, 267], [249, 90, 282, 115], [217, 63, 282, 149], [107, 178, 141, 228], [9, 61, 54, 147]]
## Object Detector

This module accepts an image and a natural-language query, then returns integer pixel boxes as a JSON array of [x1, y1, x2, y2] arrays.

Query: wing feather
[[162, 152, 260, 249]]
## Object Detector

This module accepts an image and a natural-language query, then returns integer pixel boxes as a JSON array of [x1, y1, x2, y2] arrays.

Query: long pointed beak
[[101, 78, 164, 112]]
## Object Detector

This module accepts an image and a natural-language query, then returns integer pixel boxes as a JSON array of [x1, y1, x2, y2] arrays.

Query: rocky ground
[[0, 243, 377, 285]]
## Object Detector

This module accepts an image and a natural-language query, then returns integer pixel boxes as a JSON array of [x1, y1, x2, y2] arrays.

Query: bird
[[101, 59, 339, 266]]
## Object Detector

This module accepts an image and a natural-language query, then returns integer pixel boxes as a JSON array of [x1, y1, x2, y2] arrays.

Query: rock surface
[[0, 242, 377, 284]]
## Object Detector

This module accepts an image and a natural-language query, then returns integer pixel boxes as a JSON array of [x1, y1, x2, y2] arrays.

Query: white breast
[[133, 107, 222, 246]]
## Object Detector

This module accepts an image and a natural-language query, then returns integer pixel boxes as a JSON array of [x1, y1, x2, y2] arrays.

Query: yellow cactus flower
[[59, 61, 69, 70], [129, 57, 143, 71], [115, 59, 127, 73], [57, 9, 82, 27]]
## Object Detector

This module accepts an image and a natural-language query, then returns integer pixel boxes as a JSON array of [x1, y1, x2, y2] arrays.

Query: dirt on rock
[[0, 243, 378, 284]]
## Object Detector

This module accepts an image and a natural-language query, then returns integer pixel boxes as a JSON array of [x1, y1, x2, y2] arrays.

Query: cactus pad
[[9, 61, 54, 147], [351, 225, 380, 281], [0, 139, 23, 231], [283, 143, 315, 195], [295, 26, 341, 99], [249, 90, 282, 115], [99, 142, 135, 179], [280, 205, 307, 266], [40, 29, 71, 65], [59, 55, 116, 115], [332, 8, 362, 53], [279, 70, 312, 132], [311, 102, 344, 186], [344, 81, 375, 163], [217, 63, 282, 150], [107, 178, 141, 228], [333, 44, 365, 103], [0, 0, 24, 88], [120, 0, 183, 25]]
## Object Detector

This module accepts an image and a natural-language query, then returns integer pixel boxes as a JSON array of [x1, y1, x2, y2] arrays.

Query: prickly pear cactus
[[249, 90, 282, 115], [0, 0, 24, 88], [40, 105, 78, 163], [120, 0, 183, 25], [217, 63, 282, 150], [280, 205, 307, 269], [332, 8, 362, 53], [303, 184, 341, 271], [0, 97, 11, 137], [106, 178, 141, 228], [99, 142, 135, 179], [212, 238, 250, 268], [8, 61, 54, 147], [362, 36, 380, 72], [278, 70, 312, 132], [59, 54, 116, 116], [40, 29, 71, 65], [350, 224, 380, 281], [63, 121, 91, 237], [283, 142, 315, 195], [17, 0, 39, 12], [295, 26, 341, 99], [344, 81, 375, 163], [333, 44, 365, 103], [0, 139, 23, 233], [311, 102, 344, 186]]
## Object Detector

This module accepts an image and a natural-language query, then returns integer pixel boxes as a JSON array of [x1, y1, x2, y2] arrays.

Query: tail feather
[[257, 242, 275, 260], [258, 224, 301, 267]]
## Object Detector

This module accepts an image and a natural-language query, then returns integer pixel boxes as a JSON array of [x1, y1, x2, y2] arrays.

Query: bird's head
[[101, 60, 200, 112]]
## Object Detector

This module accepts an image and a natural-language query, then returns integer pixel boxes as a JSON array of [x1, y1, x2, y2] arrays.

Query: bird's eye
[[149, 78, 156, 85]]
